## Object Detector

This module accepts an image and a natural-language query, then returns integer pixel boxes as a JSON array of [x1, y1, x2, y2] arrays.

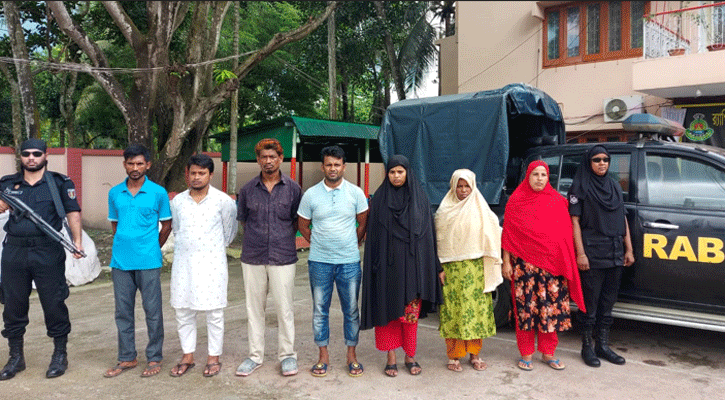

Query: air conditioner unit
[[603, 96, 643, 123]]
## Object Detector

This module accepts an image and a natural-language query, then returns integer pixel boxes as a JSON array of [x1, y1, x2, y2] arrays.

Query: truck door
[[627, 150, 725, 311]]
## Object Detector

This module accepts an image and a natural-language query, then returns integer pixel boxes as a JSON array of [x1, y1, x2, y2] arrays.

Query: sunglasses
[[591, 157, 610, 163], [21, 151, 44, 157]]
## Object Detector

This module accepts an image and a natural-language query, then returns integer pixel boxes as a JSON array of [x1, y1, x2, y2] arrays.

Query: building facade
[[437, 1, 725, 145]]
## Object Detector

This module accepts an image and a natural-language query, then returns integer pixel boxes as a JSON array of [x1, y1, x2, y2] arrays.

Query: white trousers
[[174, 307, 224, 356], [241, 262, 297, 364]]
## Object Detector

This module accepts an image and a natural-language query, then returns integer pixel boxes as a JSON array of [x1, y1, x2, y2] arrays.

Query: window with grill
[[544, 1, 648, 68]]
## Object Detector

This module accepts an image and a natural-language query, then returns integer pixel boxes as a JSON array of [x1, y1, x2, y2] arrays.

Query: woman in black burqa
[[568, 145, 634, 368], [361, 155, 443, 377]]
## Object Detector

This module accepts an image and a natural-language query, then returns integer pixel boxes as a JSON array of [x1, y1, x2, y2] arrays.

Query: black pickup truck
[[489, 138, 725, 331], [378, 84, 725, 332]]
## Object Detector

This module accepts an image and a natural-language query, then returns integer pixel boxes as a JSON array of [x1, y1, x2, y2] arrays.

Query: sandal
[[203, 362, 222, 377], [404, 361, 422, 375], [469, 357, 487, 371], [348, 361, 364, 377], [542, 357, 565, 370], [310, 362, 328, 377], [384, 364, 398, 377], [169, 362, 195, 377], [103, 361, 138, 378], [517, 358, 533, 371], [447, 359, 462, 372], [141, 362, 162, 378]]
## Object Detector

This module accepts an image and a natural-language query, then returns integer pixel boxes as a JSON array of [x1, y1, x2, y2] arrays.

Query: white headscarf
[[434, 169, 503, 293]]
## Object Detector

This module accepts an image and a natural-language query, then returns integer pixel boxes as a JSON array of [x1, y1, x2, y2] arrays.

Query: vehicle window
[[559, 153, 630, 201], [644, 154, 725, 210], [542, 155, 561, 191], [608, 153, 630, 202], [559, 155, 580, 196]]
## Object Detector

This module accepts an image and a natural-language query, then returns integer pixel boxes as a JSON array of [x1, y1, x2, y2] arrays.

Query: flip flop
[[404, 361, 422, 375], [447, 359, 463, 372], [543, 358, 565, 370], [310, 362, 327, 377], [169, 362, 195, 377], [470, 358, 487, 371], [203, 362, 222, 377], [103, 361, 138, 378], [141, 362, 162, 378], [517, 359, 533, 371], [348, 361, 364, 377], [384, 364, 398, 377]]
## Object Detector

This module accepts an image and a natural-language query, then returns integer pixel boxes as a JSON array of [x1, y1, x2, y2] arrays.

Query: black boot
[[581, 328, 601, 367], [0, 337, 26, 380], [46, 336, 68, 378], [595, 327, 625, 365]]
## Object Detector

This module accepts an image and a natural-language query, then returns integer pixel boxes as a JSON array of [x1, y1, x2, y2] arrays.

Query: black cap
[[20, 138, 47, 152]]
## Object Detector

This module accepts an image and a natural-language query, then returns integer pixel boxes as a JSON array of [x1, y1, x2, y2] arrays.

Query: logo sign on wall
[[682, 106, 725, 148], [685, 113, 714, 141]]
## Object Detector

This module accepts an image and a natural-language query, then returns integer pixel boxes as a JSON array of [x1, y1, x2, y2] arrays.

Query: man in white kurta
[[169, 154, 237, 378]]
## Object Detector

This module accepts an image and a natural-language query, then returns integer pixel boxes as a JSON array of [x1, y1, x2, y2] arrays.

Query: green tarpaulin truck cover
[[378, 83, 565, 206]]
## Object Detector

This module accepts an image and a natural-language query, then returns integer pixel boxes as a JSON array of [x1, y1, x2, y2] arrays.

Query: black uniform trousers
[[1, 235, 70, 339], [578, 266, 623, 330]]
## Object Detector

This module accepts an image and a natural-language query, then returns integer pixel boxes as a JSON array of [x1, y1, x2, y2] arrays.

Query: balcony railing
[[645, 2, 725, 58]]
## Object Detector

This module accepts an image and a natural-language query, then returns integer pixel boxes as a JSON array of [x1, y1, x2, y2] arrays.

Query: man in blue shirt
[[298, 146, 368, 378], [104, 144, 172, 378]]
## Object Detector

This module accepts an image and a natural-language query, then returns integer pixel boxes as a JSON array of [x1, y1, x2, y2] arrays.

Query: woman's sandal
[[469, 357, 487, 371], [404, 361, 422, 375], [384, 364, 398, 377], [447, 359, 463, 372], [517, 358, 533, 371], [542, 357, 565, 370]]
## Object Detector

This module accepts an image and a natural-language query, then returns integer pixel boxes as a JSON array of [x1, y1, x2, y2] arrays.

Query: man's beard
[[21, 159, 47, 172]]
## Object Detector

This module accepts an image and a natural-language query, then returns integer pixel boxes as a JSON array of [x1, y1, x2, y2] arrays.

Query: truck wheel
[[492, 281, 512, 327]]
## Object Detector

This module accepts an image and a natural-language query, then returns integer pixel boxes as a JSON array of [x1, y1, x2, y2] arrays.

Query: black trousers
[[578, 266, 623, 331], [1, 235, 70, 339]]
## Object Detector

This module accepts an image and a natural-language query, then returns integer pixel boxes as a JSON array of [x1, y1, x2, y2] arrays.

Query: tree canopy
[[0, 1, 448, 190]]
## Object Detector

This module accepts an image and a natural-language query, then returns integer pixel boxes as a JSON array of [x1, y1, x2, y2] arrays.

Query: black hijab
[[361, 155, 443, 330], [568, 145, 626, 237]]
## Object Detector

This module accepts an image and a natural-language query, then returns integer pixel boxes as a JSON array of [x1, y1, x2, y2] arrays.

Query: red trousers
[[375, 319, 419, 357], [511, 280, 559, 356], [515, 328, 558, 356]]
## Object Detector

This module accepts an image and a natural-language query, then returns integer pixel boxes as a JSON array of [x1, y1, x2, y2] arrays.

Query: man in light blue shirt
[[104, 144, 172, 379], [298, 145, 368, 378]]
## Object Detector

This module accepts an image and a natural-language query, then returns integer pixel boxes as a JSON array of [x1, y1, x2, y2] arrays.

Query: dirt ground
[[0, 230, 724, 399]]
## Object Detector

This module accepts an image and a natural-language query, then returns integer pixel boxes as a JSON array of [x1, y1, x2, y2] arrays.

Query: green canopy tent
[[212, 116, 381, 196]]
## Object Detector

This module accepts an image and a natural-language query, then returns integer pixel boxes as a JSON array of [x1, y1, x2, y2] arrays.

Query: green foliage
[[74, 83, 126, 148], [213, 68, 237, 85], [0, 1, 440, 153]]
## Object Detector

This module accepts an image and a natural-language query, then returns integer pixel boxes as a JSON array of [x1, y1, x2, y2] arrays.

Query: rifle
[[0, 191, 86, 258]]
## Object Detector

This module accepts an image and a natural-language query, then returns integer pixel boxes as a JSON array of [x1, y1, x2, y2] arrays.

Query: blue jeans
[[112, 268, 164, 362], [308, 261, 361, 347]]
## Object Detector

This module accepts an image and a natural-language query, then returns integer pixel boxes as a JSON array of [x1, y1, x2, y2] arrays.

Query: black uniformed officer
[[0, 139, 84, 380], [568, 145, 634, 368]]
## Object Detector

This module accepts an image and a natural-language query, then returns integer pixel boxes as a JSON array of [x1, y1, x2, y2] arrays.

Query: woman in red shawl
[[501, 160, 586, 371]]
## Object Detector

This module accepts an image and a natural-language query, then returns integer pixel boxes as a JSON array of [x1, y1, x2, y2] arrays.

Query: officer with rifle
[[0, 139, 84, 380]]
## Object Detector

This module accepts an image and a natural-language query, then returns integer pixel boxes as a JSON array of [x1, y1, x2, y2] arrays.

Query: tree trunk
[[374, 1, 406, 101], [59, 70, 78, 147], [4, 1, 41, 139], [328, 5, 338, 120], [228, 1, 240, 195], [156, 2, 339, 185], [349, 83, 354, 123], [0, 62, 24, 169], [341, 72, 349, 122]]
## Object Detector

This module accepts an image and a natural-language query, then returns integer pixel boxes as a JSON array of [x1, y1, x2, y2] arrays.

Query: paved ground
[[1, 244, 725, 399]]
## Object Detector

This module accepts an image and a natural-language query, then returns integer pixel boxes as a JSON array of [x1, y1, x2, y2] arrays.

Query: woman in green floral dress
[[435, 169, 503, 372]]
